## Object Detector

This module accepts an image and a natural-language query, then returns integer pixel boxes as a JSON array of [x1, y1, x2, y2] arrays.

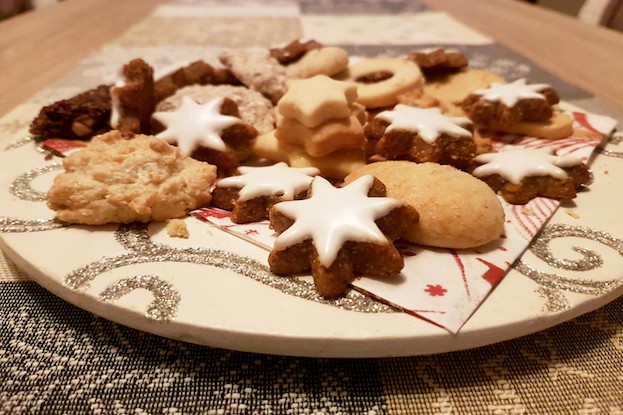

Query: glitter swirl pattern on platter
[[64, 223, 398, 316], [99, 275, 181, 321], [10, 163, 63, 202], [514, 223, 623, 312], [3, 136, 34, 150], [596, 131, 623, 158], [0, 217, 67, 232]]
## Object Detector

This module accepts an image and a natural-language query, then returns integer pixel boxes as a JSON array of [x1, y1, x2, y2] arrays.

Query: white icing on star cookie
[[375, 105, 472, 144], [217, 162, 320, 201], [472, 146, 582, 184], [272, 175, 403, 267], [152, 96, 240, 155], [471, 78, 551, 107], [109, 70, 126, 129]]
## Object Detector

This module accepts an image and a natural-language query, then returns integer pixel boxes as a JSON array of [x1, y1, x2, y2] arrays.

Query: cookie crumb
[[565, 209, 580, 219], [521, 206, 536, 216], [167, 218, 190, 238]]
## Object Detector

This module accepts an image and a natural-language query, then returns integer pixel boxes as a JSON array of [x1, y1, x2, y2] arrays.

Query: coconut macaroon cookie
[[47, 131, 217, 225], [344, 161, 505, 249]]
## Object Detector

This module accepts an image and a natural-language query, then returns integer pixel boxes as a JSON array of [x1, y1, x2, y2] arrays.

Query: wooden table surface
[[420, 0, 623, 114], [0, 0, 164, 117], [1, 0, 622, 117]]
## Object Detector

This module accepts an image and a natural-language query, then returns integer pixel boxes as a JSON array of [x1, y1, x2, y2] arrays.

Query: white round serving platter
[[1, 136, 622, 358]]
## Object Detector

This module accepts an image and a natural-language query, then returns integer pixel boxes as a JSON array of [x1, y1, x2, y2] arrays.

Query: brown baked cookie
[[110, 58, 155, 134], [29, 84, 112, 140], [460, 78, 560, 128], [268, 175, 419, 298], [470, 146, 591, 204], [407, 47, 468, 74], [152, 96, 257, 176], [366, 105, 476, 168], [156, 84, 276, 135], [212, 162, 319, 223], [269, 39, 323, 65], [219, 48, 288, 104], [154, 60, 239, 103]]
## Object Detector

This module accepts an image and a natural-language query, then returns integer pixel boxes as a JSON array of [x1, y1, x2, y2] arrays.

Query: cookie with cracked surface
[[345, 161, 505, 249], [47, 131, 217, 225]]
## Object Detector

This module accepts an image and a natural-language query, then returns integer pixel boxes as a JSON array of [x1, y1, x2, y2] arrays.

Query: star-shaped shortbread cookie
[[277, 75, 357, 128]]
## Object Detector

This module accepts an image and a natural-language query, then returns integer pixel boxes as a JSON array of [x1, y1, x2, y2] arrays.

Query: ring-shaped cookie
[[345, 58, 424, 108]]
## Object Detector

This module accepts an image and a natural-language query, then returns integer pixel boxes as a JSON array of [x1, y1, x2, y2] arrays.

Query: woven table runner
[[1, 0, 622, 413]]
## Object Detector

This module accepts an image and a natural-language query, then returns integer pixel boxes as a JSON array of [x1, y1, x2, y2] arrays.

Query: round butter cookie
[[344, 161, 504, 248]]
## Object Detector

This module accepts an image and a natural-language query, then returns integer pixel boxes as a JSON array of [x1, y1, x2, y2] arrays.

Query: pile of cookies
[[33, 40, 593, 297]]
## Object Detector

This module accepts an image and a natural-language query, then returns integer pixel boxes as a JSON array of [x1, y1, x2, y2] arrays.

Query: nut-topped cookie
[[29, 85, 112, 140]]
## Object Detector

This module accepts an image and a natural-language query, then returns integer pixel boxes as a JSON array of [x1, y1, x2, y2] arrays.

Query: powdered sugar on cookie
[[472, 146, 583, 184], [217, 162, 319, 201], [153, 96, 240, 154], [272, 175, 404, 267], [375, 105, 472, 143]]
